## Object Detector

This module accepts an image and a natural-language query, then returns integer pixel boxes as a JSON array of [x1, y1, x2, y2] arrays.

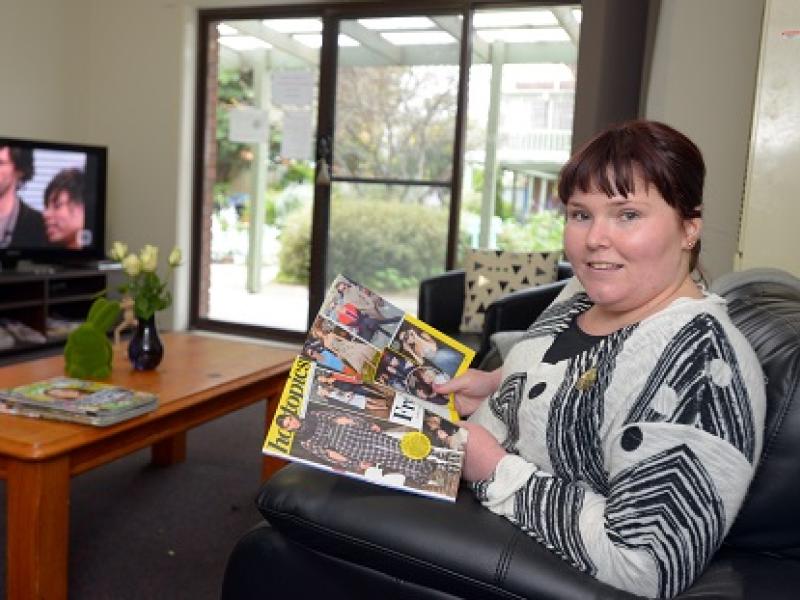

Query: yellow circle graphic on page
[[400, 431, 431, 460]]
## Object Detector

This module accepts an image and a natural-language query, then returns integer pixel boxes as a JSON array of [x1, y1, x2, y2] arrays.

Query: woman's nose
[[585, 218, 611, 248]]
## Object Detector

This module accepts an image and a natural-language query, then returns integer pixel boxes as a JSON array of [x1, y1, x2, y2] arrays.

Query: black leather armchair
[[417, 262, 574, 367], [222, 268, 800, 600]]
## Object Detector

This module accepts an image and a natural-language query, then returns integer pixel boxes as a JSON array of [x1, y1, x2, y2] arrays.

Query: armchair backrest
[[711, 268, 800, 556]]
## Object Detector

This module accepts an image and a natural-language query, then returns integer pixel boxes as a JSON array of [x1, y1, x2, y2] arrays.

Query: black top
[[542, 316, 607, 364]]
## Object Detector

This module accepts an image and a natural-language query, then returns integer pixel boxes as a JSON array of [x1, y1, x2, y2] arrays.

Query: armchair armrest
[[417, 269, 465, 335], [557, 261, 574, 280], [476, 279, 569, 365]]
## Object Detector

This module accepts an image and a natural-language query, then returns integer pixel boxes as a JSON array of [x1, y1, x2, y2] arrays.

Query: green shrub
[[276, 210, 312, 283], [278, 199, 448, 292], [264, 192, 278, 225], [279, 162, 314, 187], [213, 182, 230, 212], [496, 209, 565, 252]]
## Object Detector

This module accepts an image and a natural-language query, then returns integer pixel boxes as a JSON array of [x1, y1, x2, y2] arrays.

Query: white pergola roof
[[216, 7, 581, 69]]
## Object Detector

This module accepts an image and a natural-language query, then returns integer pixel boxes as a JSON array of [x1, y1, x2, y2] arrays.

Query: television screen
[[0, 137, 106, 267]]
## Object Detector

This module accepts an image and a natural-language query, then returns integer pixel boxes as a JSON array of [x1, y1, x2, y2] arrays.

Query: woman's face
[[563, 174, 700, 317]]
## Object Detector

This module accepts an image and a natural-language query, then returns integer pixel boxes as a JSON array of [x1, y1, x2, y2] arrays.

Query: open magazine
[[263, 275, 476, 501], [0, 377, 158, 426]]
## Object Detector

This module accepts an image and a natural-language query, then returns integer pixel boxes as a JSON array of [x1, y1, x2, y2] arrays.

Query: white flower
[[168, 247, 182, 267], [109, 241, 128, 262], [139, 245, 159, 272], [122, 254, 141, 277]]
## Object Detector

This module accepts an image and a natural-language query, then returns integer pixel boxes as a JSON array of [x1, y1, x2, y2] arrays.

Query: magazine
[[0, 377, 158, 426], [264, 275, 476, 501], [300, 274, 475, 421], [263, 356, 468, 502]]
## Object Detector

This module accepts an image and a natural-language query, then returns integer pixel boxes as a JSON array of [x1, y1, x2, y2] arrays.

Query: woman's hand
[[460, 421, 507, 482], [433, 367, 503, 417]]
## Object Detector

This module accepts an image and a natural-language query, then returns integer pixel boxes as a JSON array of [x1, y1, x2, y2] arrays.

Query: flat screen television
[[0, 136, 107, 271]]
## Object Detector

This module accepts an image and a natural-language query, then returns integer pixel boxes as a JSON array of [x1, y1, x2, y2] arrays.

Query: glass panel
[[326, 181, 451, 316], [200, 18, 321, 332], [332, 63, 458, 182], [460, 5, 581, 265], [327, 15, 461, 308]]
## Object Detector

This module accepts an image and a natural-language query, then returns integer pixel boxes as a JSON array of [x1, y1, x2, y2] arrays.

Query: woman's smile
[[586, 261, 623, 271]]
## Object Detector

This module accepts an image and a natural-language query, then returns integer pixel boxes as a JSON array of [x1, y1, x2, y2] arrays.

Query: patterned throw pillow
[[460, 249, 560, 333]]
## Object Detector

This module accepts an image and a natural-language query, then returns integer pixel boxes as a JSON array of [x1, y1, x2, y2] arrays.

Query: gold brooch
[[576, 367, 597, 391]]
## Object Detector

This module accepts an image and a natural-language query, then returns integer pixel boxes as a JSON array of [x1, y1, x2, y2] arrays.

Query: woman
[[435, 120, 765, 599], [318, 328, 378, 375], [333, 277, 391, 321], [398, 328, 463, 376], [398, 328, 438, 364], [302, 339, 355, 376], [337, 302, 401, 343], [406, 365, 450, 406]]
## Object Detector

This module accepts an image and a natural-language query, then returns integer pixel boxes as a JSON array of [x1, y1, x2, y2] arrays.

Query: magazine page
[[263, 356, 466, 502], [319, 274, 405, 351], [373, 314, 474, 422], [304, 275, 475, 420]]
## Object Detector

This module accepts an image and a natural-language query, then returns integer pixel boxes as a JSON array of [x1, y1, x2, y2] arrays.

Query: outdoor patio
[[206, 263, 419, 332]]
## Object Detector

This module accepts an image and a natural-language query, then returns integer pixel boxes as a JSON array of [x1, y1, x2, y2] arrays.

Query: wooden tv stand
[[0, 267, 114, 359]]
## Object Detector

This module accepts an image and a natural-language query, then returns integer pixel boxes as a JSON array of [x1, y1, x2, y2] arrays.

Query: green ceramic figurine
[[64, 297, 121, 379]]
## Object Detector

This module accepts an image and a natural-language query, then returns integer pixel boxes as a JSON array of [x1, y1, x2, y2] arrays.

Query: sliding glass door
[[192, 2, 582, 342]]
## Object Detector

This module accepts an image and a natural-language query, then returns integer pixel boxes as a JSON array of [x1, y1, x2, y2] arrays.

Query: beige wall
[[0, 0, 774, 330], [0, 1, 81, 139], [644, 0, 765, 281]]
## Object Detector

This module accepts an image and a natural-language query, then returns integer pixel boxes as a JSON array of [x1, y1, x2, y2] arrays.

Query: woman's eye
[[568, 210, 589, 221], [620, 210, 639, 221]]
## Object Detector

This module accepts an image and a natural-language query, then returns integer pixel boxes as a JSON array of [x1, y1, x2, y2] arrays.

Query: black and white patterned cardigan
[[469, 277, 766, 599]]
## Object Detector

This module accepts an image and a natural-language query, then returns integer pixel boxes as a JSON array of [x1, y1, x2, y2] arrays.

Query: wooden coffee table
[[0, 331, 295, 600]]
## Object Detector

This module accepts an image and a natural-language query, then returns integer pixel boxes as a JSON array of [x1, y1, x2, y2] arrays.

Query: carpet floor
[[0, 400, 270, 599]]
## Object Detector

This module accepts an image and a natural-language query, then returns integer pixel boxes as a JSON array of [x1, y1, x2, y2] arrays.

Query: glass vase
[[128, 314, 164, 371]]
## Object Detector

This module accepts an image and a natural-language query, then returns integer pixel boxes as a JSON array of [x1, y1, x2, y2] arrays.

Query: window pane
[[327, 181, 450, 315], [460, 5, 580, 263], [332, 17, 461, 182], [199, 18, 321, 332], [326, 15, 462, 314]]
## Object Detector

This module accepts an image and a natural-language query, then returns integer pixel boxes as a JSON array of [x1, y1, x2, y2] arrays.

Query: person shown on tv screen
[[0, 144, 47, 248], [43, 168, 87, 249]]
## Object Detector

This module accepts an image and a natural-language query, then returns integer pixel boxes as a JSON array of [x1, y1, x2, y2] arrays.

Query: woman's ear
[[683, 217, 702, 248]]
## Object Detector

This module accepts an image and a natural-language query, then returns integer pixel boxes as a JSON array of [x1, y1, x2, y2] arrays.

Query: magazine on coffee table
[[0, 377, 158, 426]]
